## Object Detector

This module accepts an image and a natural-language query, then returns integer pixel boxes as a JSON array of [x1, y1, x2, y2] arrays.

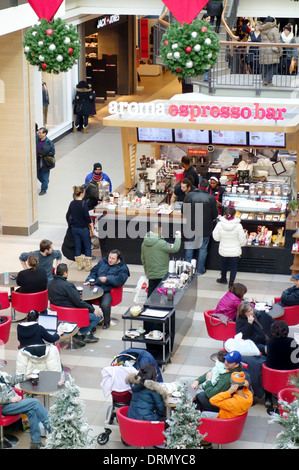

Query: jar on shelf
[[282, 184, 290, 196], [249, 183, 256, 195], [273, 184, 281, 196], [256, 182, 264, 195], [225, 182, 232, 193], [265, 183, 273, 196]]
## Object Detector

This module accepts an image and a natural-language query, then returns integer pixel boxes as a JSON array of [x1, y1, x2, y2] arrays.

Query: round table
[[72, 282, 103, 302], [20, 371, 67, 409]]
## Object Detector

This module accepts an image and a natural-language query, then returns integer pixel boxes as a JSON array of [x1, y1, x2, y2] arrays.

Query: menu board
[[211, 130, 247, 145], [174, 129, 210, 144], [249, 132, 285, 148], [137, 127, 173, 143]]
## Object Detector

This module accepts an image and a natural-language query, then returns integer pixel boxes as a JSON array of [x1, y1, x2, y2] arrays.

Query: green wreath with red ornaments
[[160, 19, 220, 78], [22, 18, 81, 74]]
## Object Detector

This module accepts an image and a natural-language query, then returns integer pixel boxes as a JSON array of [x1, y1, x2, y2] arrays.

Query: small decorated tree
[[270, 373, 299, 449], [160, 19, 220, 78], [45, 375, 95, 449], [22, 18, 81, 74], [164, 383, 204, 448]]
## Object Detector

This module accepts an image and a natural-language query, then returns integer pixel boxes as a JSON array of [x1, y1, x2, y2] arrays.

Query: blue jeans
[[2, 398, 50, 444], [185, 236, 210, 274], [37, 167, 50, 191], [79, 311, 102, 335], [72, 227, 92, 257]]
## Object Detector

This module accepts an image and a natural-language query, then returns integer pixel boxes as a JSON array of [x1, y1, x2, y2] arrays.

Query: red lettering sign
[[140, 19, 148, 59]]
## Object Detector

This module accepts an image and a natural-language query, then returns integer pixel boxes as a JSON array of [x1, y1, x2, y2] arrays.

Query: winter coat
[[66, 199, 91, 229], [141, 232, 181, 280], [85, 171, 112, 192], [209, 387, 253, 419], [74, 87, 96, 116], [83, 181, 100, 210], [236, 310, 274, 347], [207, 0, 223, 17], [16, 344, 62, 375], [125, 373, 168, 421], [212, 216, 246, 258], [36, 136, 55, 170], [85, 256, 130, 292], [214, 291, 243, 320], [48, 275, 95, 313], [16, 267, 48, 293], [256, 20, 282, 65], [17, 321, 60, 348], [266, 337, 299, 370], [280, 286, 299, 306], [183, 188, 218, 239]]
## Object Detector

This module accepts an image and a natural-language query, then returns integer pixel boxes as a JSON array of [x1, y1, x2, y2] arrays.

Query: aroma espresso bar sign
[[109, 101, 287, 122]]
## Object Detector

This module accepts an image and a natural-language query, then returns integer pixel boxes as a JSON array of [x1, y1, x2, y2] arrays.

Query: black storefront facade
[[84, 14, 136, 100]]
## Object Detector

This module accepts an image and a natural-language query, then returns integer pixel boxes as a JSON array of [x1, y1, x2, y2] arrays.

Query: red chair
[[11, 290, 48, 321], [0, 316, 12, 368], [0, 388, 23, 448], [277, 387, 299, 416], [273, 297, 299, 326], [92, 286, 123, 307], [204, 310, 236, 344], [116, 406, 165, 448], [49, 303, 90, 349], [261, 364, 299, 396], [197, 413, 248, 449], [0, 292, 10, 310]]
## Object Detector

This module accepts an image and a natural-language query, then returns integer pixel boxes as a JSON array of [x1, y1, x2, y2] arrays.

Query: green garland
[[160, 19, 220, 78], [22, 18, 81, 74]]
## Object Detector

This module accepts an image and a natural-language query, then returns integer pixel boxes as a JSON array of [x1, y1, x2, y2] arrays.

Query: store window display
[[41, 72, 69, 130]]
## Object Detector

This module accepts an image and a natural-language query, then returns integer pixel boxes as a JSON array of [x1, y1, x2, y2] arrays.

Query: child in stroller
[[97, 348, 163, 445]]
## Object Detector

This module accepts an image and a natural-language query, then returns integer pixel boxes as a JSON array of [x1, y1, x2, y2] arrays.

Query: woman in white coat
[[213, 207, 247, 287]]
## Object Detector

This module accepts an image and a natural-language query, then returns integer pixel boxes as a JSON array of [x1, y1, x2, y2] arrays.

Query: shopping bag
[[133, 276, 148, 304], [225, 333, 260, 356]]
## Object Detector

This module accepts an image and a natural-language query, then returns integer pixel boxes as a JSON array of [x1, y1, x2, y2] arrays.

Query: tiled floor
[[0, 72, 296, 451]]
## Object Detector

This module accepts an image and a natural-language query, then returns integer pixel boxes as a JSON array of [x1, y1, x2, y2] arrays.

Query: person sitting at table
[[17, 309, 62, 348], [191, 349, 228, 393], [48, 263, 103, 343], [201, 372, 253, 419], [16, 310, 63, 375], [192, 350, 245, 412], [16, 254, 48, 293], [0, 370, 51, 449], [264, 320, 299, 410], [125, 363, 168, 421], [214, 283, 248, 321], [19, 239, 62, 284], [235, 301, 274, 354], [84, 249, 130, 330], [279, 273, 299, 306]]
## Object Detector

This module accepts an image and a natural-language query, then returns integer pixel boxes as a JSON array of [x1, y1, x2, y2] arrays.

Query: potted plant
[[289, 200, 299, 216]]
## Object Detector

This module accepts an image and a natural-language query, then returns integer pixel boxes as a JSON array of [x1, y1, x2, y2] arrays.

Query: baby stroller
[[97, 348, 163, 445]]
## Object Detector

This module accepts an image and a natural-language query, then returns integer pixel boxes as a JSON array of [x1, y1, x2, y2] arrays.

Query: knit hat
[[230, 371, 246, 385], [224, 350, 242, 363], [292, 273, 299, 280], [284, 25, 292, 32], [93, 163, 102, 172]]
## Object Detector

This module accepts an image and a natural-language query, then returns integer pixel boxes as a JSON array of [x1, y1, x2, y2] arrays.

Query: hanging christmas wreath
[[160, 19, 220, 78], [22, 18, 81, 74]]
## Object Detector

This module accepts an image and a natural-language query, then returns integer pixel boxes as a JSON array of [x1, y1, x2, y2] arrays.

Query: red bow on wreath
[[27, 0, 64, 21], [162, 0, 209, 24]]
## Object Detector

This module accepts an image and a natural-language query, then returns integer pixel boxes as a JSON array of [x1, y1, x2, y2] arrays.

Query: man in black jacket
[[182, 179, 218, 274], [36, 127, 55, 196], [48, 263, 103, 343]]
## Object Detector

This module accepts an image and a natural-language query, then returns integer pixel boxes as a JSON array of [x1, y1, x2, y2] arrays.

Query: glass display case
[[222, 193, 289, 224]]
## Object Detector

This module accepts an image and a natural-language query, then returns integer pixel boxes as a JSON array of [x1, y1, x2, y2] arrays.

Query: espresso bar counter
[[93, 203, 185, 264]]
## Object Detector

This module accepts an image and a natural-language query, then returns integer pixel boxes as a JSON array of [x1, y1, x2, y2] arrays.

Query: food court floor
[[0, 72, 298, 451]]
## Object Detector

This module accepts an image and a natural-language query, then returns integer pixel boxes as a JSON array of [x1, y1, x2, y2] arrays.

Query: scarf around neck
[[281, 31, 294, 44]]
